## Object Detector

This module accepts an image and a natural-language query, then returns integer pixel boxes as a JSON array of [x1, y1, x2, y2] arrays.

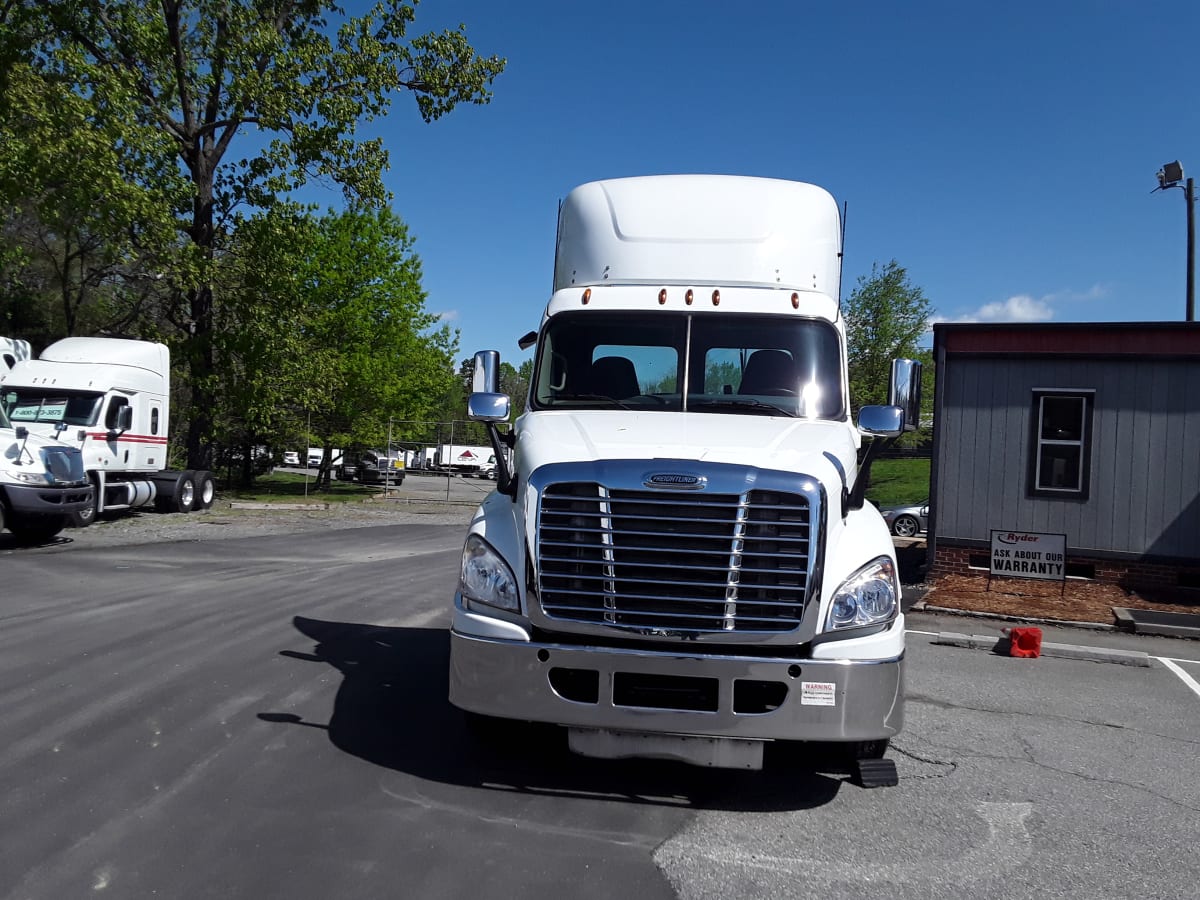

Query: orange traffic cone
[[1008, 626, 1043, 658]]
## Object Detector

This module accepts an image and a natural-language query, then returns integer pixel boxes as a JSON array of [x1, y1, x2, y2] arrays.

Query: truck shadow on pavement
[[0, 533, 75, 551], [260, 615, 846, 812]]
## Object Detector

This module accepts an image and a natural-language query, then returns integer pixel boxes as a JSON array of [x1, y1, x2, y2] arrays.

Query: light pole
[[1155, 160, 1196, 321]]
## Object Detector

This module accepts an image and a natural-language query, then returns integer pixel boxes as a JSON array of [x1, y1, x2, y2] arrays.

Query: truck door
[[142, 398, 166, 468], [97, 396, 129, 469]]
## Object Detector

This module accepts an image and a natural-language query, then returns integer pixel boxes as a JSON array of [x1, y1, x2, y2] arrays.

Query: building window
[[1031, 391, 1092, 497]]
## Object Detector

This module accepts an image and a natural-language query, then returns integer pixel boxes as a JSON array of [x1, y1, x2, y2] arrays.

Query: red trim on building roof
[[934, 323, 1200, 356]]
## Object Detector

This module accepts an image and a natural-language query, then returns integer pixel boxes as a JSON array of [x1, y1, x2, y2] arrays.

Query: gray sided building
[[930, 322, 1200, 592]]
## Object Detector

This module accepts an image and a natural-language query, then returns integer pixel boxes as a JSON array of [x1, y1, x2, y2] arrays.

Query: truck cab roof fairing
[[553, 175, 842, 297]]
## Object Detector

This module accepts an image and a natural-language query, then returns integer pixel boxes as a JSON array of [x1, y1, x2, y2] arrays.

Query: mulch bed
[[923, 573, 1200, 625]]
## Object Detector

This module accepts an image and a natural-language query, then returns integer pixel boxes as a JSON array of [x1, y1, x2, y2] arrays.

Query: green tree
[[0, 45, 185, 343], [209, 205, 315, 482], [844, 260, 934, 432], [1, 0, 504, 467], [292, 206, 459, 487]]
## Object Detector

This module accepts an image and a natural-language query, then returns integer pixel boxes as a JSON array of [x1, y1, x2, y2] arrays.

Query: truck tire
[[194, 471, 216, 510], [68, 475, 98, 528], [170, 471, 196, 513], [7, 513, 66, 544]]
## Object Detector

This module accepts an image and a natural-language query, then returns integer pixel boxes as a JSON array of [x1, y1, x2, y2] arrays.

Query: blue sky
[[307, 1, 1199, 363]]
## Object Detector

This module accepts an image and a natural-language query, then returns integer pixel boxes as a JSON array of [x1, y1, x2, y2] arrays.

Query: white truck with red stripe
[[0, 337, 214, 525]]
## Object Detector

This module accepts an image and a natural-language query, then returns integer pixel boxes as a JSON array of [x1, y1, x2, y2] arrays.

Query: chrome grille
[[537, 482, 812, 634]]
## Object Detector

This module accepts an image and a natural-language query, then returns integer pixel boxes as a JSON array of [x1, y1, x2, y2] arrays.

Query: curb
[[228, 501, 330, 511], [913, 601, 1117, 633], [933, 631, 1152, 667], [1112, 607, 1200, 640]]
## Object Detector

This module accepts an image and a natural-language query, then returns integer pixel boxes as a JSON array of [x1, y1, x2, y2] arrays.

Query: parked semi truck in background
[[433, 444, 492, 474], [0, 338, 215, 526], [450, 175, 920, 784], [0, 386, 94, 541]]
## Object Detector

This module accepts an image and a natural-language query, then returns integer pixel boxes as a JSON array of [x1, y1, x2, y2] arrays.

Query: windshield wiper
[[688, 398, 797, 417], [552, 393, 634, 410]]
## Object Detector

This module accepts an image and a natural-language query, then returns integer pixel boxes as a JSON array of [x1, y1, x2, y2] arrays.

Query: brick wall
[[932, 541, 1200, 591]]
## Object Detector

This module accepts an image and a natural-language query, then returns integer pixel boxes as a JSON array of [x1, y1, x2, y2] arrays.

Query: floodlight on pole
[[1154, 160, 1195, 322]]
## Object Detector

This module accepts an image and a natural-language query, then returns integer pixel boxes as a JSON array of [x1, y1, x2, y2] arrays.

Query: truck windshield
[[1, 389, 104, 427], [531, 311, 845, 419]]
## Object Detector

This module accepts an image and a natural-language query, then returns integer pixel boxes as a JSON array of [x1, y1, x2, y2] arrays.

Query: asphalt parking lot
[[1, 519, 1197, 899]]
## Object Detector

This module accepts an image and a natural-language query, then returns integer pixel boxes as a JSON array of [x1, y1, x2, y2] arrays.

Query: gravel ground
[[60, 498, 477, 548]]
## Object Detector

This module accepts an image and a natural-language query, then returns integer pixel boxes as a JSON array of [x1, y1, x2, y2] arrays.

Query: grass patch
[[864, 457, 930, 507], [219, 471, 383, 504]]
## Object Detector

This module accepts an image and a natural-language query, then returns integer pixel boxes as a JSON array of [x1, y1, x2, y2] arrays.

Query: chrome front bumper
[[449, 630, 904, 743]]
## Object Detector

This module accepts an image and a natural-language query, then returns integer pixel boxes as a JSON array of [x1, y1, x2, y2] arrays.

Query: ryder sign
[[990, 530, 1066, 582]]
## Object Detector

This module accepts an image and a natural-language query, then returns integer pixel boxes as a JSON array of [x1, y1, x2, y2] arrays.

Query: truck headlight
[[460, 534, 520, 612], [826, 556, 899, 631], [10, 471, 52, 485]]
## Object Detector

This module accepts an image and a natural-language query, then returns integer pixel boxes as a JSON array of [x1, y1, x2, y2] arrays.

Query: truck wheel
[[7, 513, 66, 544], [171, 471, 196, 513], [193, 471, 216, 510], [68, 476, 98, 528]]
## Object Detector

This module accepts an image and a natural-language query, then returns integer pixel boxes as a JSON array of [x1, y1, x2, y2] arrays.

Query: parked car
[[880, 499, 929, 537], [356, 449, 405, 485], [283, 451, 300, 466]]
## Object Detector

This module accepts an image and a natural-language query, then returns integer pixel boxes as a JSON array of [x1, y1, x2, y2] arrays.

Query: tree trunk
[[184, 153, 216, 471]]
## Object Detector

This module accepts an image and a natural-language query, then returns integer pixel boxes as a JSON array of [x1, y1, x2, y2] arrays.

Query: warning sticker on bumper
[[800, 681, 837, 706]]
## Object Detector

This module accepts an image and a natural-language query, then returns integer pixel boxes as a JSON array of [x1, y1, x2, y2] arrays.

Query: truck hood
[[1, 427, 87, 481], [516, 410, 860, 491]]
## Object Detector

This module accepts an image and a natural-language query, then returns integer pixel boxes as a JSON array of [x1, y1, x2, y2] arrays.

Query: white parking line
[[906, 629, 940, 637], [1157, 658, 1200, 701]]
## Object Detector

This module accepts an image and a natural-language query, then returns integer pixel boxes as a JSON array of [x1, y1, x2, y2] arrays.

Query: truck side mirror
[[468, 350, 510, 422], [467, 392, 511, 422], [888, 358, 923, 433], [857, 405, 905, 438], [468, 349, 515, 496], [472, 350, 500, 393], [116, 405, 133, 432]]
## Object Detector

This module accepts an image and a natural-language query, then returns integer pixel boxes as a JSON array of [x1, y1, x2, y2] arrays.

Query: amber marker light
[[712, 290, 721, 306], [686, 289, 694, 305], [658, 288, 667, 305], [582, 288, 591, 305], [792, 292, 800, 309]]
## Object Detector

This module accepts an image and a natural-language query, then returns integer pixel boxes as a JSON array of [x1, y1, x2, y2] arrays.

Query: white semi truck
[[450, 175, 921, 785], [0, 395, 94, 541], [0, 337, 215, 525], [433, 443, 493, 474]]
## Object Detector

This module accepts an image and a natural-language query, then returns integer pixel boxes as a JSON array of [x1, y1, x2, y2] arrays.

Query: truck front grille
[[537, 483, 813, 634]]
